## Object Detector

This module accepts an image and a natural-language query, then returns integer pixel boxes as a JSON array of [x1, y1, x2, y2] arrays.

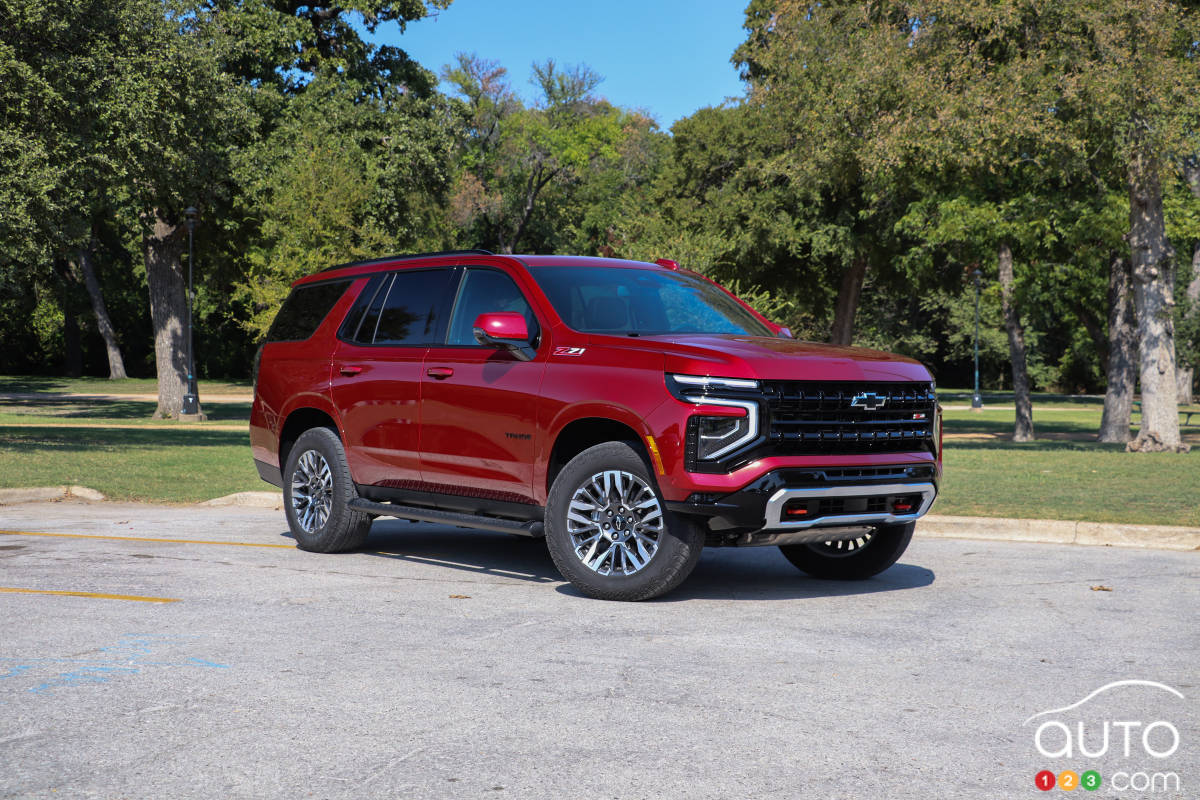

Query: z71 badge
[[553, 346, 587, 357]]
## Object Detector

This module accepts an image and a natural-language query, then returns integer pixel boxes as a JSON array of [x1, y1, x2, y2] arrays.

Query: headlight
[[693, 408, 756, 460], [667, 375, 761, 462], [668, 374, 759, 392]]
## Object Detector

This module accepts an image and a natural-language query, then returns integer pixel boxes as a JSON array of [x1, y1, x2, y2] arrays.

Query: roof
[[295, 252, 672, 286]]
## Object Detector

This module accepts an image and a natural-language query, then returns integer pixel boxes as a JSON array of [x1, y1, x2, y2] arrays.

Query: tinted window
[[265, 280, 352, 342], [338, 274, 387, 342], [528, 266, 772, 336], [373, 269, 453, 345], [446, 268, 537, 346]]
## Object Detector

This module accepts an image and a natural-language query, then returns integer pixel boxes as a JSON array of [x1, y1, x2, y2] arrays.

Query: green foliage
[[442, 53, 656, 254], [2, 0, 1198, 399]]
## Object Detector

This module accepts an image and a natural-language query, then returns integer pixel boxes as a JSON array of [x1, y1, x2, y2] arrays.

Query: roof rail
[[320, 249, 495, 272]]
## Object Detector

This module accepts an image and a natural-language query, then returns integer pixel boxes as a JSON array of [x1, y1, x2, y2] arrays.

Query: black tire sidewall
[[282, 427, 370, 553], [778, 522, 914, 580], [545, 441, 703, 601]]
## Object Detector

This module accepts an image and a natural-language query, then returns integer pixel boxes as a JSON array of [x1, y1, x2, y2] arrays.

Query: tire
[[282, 427, 372, 553], [778, 522, 914, 580], [544, 441, 704, 601]]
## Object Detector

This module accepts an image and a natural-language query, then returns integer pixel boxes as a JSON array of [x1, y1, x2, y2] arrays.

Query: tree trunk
[[829, 258, 867, 346], [1126, 154, 1184, 452], [1099, 256, 1137, 442], [997, 242, 1033, 441], [144, 211, 198, 419], [77, 245, 127, 380], [1179, 367, 1194, 406]]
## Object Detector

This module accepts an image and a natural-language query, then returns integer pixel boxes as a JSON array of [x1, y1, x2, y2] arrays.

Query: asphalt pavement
[[0, 500, 1196, 799]]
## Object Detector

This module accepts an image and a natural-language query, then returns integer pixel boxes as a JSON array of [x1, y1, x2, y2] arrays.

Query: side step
[[347, 498, 545, 538]]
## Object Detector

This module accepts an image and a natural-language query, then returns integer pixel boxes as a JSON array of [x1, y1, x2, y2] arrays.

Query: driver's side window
[[446, 268, 537, 346]]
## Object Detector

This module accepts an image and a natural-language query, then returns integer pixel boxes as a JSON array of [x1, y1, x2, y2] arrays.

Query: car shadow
[[279, 520, 936, 601], [641, 548, 935, 602]]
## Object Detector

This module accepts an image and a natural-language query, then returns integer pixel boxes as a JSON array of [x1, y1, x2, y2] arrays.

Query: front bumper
[[665, 465, 938, 543]]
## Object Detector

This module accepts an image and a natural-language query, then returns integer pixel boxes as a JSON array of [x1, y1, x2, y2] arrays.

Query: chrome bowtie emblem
[[850, 392, 887, 411]]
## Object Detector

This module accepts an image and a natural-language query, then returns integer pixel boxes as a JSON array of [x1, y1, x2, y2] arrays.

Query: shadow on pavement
[[283, 519, 936, 600], [649, 548, 935, 602]]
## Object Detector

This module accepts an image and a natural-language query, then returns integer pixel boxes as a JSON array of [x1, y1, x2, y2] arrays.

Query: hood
[[588, 333, 933, 383]]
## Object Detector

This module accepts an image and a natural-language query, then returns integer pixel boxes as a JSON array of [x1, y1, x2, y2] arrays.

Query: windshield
[[527, 266, 773, 337]]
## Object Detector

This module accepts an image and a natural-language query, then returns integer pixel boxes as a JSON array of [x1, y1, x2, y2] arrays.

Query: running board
[[347, 498, 544, 537]]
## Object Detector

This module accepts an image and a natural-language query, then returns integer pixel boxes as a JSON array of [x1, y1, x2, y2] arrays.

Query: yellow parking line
[[0, 587, 179, 603], [0, 529, 292, 549]]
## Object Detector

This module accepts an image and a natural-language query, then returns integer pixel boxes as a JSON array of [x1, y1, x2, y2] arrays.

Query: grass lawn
[[0, 375, 251, 396], [0, 396, 251, 426], [0, 427, 262, 503], [1, 386, 1197, 523], [937, 442, 1199, 526]]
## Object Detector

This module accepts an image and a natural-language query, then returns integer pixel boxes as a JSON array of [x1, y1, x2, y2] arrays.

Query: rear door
[[418, 265, 549, 504], [331, 267, 455, 487]]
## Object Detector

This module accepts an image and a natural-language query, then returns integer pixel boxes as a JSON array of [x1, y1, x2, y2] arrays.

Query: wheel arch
[[546, 417, 653, 497], [279, 406, 341, 473]]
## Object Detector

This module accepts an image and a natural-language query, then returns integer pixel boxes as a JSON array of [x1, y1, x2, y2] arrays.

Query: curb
[[1, 487, 1196, 551], [918, 515, 1200, 552], [199, 491, 283, 510], [0, 485, 106, 505]]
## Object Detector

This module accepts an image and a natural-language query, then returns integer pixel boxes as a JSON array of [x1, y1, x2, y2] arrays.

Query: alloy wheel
[[566, 469, 664, 576], [290, 449, 334, 534]]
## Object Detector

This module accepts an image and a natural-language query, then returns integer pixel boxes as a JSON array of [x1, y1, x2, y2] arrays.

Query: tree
[[0, 0, 141, 379], [444, 55, 633, 254], [1066, 1, 1198, 452], [235, 81, 454, 336], [734, 0, 921, 345]]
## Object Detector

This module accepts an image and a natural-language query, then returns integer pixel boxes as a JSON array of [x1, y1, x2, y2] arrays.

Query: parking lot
[[1, 500, 1196, 799]]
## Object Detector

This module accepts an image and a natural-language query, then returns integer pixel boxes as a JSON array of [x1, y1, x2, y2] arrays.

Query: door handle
[[426, 367, 454, 379], [339, 365, 363, 376]]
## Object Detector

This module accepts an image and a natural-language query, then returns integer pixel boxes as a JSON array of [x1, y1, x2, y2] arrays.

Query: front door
[[419, 266, 549, 504]]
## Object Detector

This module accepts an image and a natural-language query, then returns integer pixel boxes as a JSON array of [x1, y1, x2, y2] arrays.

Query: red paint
[[474, 311, 528, 340], [253, 254, 941, 508]]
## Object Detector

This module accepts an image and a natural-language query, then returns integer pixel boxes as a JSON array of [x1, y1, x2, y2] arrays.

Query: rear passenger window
[[265, 280, 352, 342], [343, 269, 452, 345]]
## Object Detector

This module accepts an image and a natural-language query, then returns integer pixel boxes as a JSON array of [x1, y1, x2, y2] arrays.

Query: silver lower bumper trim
[[762, 482, 937, 531]]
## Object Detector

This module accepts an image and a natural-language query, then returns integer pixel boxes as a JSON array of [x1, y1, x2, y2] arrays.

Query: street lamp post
[[181, 207, 201, 417], [971, 268, 983, 410]]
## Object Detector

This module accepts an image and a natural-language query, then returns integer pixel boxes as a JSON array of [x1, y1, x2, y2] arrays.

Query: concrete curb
[[2, 487, 1196, 551], [918, 515, 1200, 552], [0, 485, 106, 505], [199, 491, 283, 510]]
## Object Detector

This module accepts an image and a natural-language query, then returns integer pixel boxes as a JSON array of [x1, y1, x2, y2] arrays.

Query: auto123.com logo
[[1025, 680, 1185, 795]]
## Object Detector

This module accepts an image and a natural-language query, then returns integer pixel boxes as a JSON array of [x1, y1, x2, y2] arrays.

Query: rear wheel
[[283, 427, 371, 553], [778, 522, 914, 580], [545, 442, 704, 601]]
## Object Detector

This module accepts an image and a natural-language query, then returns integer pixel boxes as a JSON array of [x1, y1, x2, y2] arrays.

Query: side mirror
[[777, 327, 794, 339], [473, 312, 535, 361]]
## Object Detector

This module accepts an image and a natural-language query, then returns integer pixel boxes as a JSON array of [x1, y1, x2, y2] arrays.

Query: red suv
[[251, 251, 941, 600]]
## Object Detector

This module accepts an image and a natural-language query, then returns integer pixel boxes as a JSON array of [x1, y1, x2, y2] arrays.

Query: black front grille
[[761, 381, 936, 455]]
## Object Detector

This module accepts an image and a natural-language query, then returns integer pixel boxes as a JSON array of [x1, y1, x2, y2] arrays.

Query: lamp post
[[971, 268, 983, 410], [180, 207, 201, 417]]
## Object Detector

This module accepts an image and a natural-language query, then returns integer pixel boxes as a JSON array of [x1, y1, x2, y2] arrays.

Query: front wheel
[[545, 442, 704, 601], [282, 427, 372, 553], [778, 522, 914, 580]]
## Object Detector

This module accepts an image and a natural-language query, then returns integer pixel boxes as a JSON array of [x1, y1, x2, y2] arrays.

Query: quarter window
[[265, 280, 352, 343]]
